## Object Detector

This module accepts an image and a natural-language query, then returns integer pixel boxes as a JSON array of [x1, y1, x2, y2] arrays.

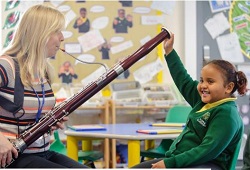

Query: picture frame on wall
[[209, 0, 231, 13]]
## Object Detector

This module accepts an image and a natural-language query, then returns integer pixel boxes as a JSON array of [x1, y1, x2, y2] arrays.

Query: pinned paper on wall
[[81, 66, 107, 86], [57, 5, 71, 12], [91, 16, 109, 29], [75, 54, 96, 65], [50, 0, 65, 7], [62, 31, 73, 39], [204, 12, 230, 39], [90, 5, 105, 13], [209, 0, 231, 13], [65, 10, 77, 28], [150, 1, 175, 15], [133, 58, 163, 84], [141, 15, 167, 25], [64, 43, 81, 54], [140, 35, 151, 45], [110, 36, 125, 43], [133, 7, 151, 14], [78, 29, 105, 52], [17, 0, 43, 13], [216, 32, 244, 63], [110, 40, 133, 54]]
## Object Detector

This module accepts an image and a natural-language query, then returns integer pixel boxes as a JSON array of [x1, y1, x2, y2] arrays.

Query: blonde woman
[[0, 5, 88, 168]]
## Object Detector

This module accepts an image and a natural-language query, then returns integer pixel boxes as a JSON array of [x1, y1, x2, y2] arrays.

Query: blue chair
[[50, 130, 103, 168], [140, 105, 192, 162]]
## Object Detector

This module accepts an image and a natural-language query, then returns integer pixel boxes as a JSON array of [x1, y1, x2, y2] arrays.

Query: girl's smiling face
[[197, 64, 234, 103]]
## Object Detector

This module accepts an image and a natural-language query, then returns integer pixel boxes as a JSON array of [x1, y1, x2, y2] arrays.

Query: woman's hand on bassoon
[[0, 133, 18, 167], [50, 116, 69, 131], [163, 31, 174, 56]]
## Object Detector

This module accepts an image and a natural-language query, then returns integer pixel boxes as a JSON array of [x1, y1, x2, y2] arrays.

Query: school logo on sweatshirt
[[197, 112, 210, 127]]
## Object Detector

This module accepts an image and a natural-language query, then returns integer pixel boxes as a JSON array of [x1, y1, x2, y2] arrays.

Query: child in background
[[73, 8, 90, 33], [113, 9, 133, 33], [58, 61, 78, 85], [98, 39, 111, 60], [132, 32, 248, 169]]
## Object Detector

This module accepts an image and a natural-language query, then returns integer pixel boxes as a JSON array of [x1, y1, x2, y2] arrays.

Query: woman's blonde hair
[[2, 4, 65, 87]]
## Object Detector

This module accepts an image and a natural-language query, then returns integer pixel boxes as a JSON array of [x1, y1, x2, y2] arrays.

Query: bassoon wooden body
[[9, 27, 170, 165]]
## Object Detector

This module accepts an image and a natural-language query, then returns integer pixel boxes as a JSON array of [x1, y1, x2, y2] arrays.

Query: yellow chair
[[140, 105, 192, 162], [50, 130, 103, 168]]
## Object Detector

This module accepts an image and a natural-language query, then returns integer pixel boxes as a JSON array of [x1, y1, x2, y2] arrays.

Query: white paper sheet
[[65, 10, 77, 28], [216, 32, 244, 63], [204, 12, 230, 39], [64, 43, 81, 54], [81, 66, 107, 86], [78, 29, 105, 52], [110, 40, 133, 54], [150, 1, 175, 15], [141, 15, 167, 25], [133, 58, 163, 84]]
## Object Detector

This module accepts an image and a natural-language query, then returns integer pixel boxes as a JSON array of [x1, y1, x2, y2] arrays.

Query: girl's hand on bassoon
[[163, 31, 174, 56], [0, 133, 18, 167], [50, 116, 69, 131]]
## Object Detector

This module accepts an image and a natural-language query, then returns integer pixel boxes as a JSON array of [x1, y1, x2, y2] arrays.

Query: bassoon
[[8, 27, 170, 166]]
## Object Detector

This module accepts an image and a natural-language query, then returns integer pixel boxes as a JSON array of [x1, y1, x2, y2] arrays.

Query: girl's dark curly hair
[[206, 60, 248, 95]]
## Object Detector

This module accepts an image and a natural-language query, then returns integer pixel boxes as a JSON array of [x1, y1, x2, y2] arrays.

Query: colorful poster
[[229, 1, 250, 59]]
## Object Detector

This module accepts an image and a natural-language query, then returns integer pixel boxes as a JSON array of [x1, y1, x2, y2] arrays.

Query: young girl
[[132, 32, 248, 169]]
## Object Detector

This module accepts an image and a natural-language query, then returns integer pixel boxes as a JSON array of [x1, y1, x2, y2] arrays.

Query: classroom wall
[[163, 1, 197, 81], [0, 1, 188, 86], [162, 1, 186, 84], [196, 1, 250, 134], [1, 1, 189, 80]]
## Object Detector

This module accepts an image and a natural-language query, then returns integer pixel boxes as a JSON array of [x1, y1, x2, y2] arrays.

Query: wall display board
[[1, 0, 174, 97], [197, 1, 250, 134], [229, 1, 250, 59]]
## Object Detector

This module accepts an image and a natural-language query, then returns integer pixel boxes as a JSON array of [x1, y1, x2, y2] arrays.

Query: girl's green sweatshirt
[[163, 50, 243, 169]]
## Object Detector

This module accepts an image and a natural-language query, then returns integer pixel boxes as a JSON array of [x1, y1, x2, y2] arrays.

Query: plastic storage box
[[69, 87, 105, 106], [110, 81, 144, 106], [142, 84, 178, 106]]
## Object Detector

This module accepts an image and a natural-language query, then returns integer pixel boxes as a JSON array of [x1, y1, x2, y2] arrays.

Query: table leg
[[67, 136, 78, 161], [144, 139, 155, 161], [82, 140, 92, 151], [144, 139, 155, 150], [104, 138, 109, 168], [111, 139, 116, 168], [81, 140, 92, 164], [127, 140, 140, 168]]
